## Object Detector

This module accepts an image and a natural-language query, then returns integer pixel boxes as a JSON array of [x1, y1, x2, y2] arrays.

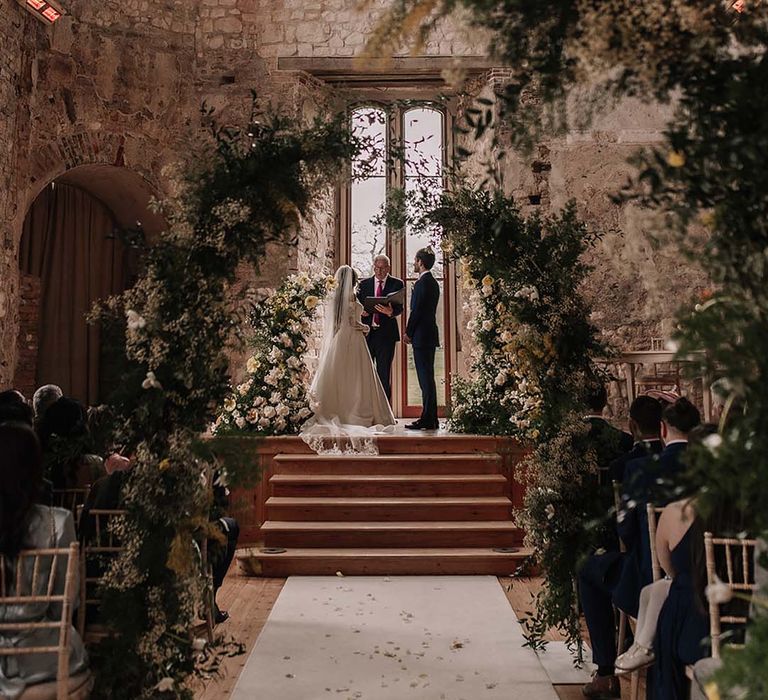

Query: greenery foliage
[[214, 272, 332, 437], [417, 186, 606, 650], [90, 101, 363, 698], [374, 0, 768, 687]]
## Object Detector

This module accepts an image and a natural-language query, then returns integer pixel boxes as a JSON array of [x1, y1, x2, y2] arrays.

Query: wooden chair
[[0, 543, 92, 700], [50, 489, 91, 531], [703, 532, 758, 659], [77, 509, 126, 642]]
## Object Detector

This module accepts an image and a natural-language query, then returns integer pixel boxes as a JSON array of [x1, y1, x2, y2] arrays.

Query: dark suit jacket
[[405, 271, 440, 348], [613, 441, 689, 615], [609, 438, 664, 485], [357, 275, 404, 343]]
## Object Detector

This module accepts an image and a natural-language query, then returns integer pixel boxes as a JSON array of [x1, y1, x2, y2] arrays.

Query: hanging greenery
[[409, 186, 607, 651], [374, 0, 768, 689], [89, 98, 365, 699]]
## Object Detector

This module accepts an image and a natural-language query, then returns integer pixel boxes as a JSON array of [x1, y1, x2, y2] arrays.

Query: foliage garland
[[90, 102, 364, 698], [375, 0, 768, 689], [213, 272, 333, 437], [419, 187, 606, 651]]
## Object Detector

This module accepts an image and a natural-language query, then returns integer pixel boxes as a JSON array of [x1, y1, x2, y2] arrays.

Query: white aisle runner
[[231, 576, 560, 700]]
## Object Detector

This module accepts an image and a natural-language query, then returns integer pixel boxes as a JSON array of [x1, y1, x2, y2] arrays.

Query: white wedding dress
[[301, 266, 396, 454]]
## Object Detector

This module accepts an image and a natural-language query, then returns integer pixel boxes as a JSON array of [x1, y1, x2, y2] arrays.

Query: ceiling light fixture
[[18, 0, 64, 24]]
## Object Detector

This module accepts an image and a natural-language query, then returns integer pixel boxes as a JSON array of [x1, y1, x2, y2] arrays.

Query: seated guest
[[31, 384, 62, 431], [579, 396, 663, 698], [0, 422, 88, 697], [585, 382, 633, 490], [0, 389, 34, 426], [614, 397, 701, 621], [209, 472, 240, 624], [609, 395, 664, 484], [79, 453, 133, 544], [39, 397, 104, 490]]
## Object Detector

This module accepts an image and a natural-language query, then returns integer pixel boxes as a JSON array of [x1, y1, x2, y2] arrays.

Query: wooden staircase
[[247, 435, 530, 576]]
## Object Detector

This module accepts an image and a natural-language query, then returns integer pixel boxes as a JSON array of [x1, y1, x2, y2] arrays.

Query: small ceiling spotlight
[[18, 0, 65, 24]]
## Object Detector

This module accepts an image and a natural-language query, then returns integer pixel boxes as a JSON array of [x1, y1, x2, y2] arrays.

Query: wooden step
[[272, 453, 503, 475], [269, 474, 508, 497], [262, 520, 522, 548], [240, 547, 532, 576], [265, 496, 512, 521]]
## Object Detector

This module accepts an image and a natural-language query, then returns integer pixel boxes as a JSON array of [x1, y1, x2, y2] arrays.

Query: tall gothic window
[[344, 103, 449, 417]]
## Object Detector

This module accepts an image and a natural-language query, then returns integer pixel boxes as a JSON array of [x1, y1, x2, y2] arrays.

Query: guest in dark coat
[[404, 248, 440, 430], [39, 397, 103, 490], [0, 389, 34, 426], [579, 394, 662, 699], [614, 397, 701, 618], [357, 254, 404, 402]]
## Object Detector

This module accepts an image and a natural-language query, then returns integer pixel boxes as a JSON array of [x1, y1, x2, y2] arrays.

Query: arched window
[[343, 103, 450, 418]]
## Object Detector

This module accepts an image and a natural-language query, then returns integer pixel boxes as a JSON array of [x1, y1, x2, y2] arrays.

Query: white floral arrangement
[[449, 272, 546, 439], [213, 272, 333, 436]]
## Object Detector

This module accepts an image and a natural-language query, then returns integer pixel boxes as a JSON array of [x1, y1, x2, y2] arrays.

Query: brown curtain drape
[[19, 183, 129, 405]]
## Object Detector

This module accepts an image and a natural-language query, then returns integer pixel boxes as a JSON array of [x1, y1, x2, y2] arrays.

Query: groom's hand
[[403, 333, 411, 344], [374, 303, 393, 317], [361, 310, 370, 317]]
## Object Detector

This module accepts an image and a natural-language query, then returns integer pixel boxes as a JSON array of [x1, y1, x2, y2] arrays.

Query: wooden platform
[[227, 431, 529, 576]]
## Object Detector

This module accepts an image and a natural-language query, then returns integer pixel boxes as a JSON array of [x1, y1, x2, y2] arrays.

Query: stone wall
[[0, 0, 706, 402]]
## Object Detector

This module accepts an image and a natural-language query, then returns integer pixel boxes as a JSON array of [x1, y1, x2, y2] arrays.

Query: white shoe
[[615, 643, 655, 672]]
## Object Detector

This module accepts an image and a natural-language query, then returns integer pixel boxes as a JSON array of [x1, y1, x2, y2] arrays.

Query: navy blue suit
[[579, 440, 687, 671], [405, 271, 440, 427], [357, 275, 404, 401]]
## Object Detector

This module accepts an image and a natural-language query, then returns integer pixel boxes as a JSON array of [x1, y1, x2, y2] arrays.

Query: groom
[[357, 254, 404, 402], [404, 248, 440, 430]]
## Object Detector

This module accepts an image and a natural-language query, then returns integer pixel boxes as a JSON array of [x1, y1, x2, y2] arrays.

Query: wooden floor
[[194, 565, 596, 700]]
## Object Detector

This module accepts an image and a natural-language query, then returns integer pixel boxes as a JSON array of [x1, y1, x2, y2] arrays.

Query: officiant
[[357, 254, 404, 402]]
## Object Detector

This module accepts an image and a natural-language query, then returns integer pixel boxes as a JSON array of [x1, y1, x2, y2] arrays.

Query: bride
[[301, 265, 396, 453]]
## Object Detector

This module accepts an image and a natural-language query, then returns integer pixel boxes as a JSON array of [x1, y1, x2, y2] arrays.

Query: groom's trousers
[[413, 344, 438, 427]]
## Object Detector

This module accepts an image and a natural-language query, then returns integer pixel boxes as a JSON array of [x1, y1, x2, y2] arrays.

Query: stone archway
[[13, 163, 165, 403]]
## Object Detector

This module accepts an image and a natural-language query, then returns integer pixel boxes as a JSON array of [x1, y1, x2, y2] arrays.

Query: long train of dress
[[300, 298, 397, 454]]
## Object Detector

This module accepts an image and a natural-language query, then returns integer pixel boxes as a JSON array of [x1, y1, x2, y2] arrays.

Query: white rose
[[705, 576, 733, 605], [277, 404, 291, 417], [258, 417, 270, 429], [501, 330, 513, 343], [703, 433, 723, 453], [482, 320, 493, 331], [279, 333, 293, 348], [235, 416, 246, 429], [275, 417, 287, 431], [263, 406, 276, 418], [246, 356, 259, 374], [246, 409, 259, 423], [223, 397, 236, 412], [141, 371, 162, 390], [254, 396, 266, 407], [126, 309, 146, 331], [494, 372, 507, 386], [298, 407, 312, 419]]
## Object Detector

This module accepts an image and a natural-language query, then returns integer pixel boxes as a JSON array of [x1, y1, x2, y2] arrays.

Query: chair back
[[0, 543, 80, 700], [704, 532, 758, 659], [646, 503, 666, 582], [51, 488, 91, 529], [78, 509, 126, 638]]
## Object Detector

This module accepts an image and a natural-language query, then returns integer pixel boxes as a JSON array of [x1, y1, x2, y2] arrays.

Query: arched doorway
[[14, 165, 164, 405]]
